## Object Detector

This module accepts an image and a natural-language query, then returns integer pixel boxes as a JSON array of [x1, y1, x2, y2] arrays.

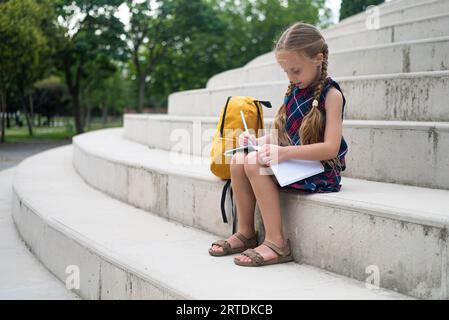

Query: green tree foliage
[[1, 0, 331, 139], [340, 0, 385, 21], [53, 0, 127, 133], [80, 62, 130, 127], [33, 78, 71, 126], [143, 0, 330, 108], [125, 0, 228, 111], [0, 0, 56, 140]]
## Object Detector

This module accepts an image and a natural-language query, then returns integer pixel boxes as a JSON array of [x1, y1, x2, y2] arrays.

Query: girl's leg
[[235, 151, 287, 263], [210, 152, 257, 253]]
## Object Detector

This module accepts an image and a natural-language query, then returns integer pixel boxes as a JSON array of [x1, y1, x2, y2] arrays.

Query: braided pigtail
[[273, 81, 296, 146], [299, 47, 342, 171]]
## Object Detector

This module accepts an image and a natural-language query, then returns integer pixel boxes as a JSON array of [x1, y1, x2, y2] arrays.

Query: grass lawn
[[3, 117, 123, 143]]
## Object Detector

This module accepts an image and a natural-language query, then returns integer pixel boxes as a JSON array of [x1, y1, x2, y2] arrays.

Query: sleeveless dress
[[273, 77, 349, 193]]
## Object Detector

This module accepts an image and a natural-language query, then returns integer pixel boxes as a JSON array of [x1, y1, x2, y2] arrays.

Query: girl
[[208, 22, 349, 267]]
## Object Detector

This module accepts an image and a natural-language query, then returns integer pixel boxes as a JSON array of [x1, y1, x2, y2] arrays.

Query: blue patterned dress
[[273, 77, 349, 193]]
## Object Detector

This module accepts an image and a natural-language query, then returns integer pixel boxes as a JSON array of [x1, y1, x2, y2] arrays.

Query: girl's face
[[275, 50, 323, 90]]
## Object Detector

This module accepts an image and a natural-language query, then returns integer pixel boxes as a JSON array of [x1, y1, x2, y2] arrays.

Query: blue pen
[[240, 110, 253, 146]]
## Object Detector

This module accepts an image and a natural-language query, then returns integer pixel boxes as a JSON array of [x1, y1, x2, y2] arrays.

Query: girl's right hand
[[238, 132, 257, 147]]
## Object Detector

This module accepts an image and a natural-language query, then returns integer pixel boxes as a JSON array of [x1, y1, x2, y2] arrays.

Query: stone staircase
[[11, 0, 449, 299]]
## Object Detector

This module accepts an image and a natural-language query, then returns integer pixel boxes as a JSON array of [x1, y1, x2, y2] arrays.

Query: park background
[[0, 0, 383, 144]]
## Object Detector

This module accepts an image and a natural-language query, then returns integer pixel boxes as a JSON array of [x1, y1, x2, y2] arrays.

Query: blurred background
[[0, 0, 385, 146]]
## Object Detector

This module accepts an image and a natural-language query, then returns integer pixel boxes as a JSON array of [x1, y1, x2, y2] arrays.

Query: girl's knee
[[230, 153, 246, 175], [243, 152, 261, 176], [231, 152, 246, 165]]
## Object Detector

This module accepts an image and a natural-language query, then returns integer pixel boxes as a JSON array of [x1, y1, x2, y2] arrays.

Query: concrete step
[[170, 71, 449, 122], [243, 0, 436, 68], [124, 114, 449, 190], [244, 6, 449, 68], [322, 0, 449, 39], [327, 0, 434, 29], [206, 37, 449, 88], [11, 145, 411, 300], [0, 168, 80, 300], [72, 128, 449, 299], [326, 13, 449, 51]]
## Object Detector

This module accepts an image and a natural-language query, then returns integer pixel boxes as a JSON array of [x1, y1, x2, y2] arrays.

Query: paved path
[[0, 140, 71, 171]]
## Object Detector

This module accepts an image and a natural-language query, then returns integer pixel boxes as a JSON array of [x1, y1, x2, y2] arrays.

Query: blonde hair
[[272, 22, 342, 171]]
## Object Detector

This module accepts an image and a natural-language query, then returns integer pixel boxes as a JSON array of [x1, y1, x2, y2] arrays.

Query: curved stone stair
[[68, 128, 448, 299], [11, 146, 411, 299], [10, 0, 449, 300]]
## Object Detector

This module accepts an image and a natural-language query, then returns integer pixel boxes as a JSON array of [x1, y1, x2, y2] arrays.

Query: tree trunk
[[101, 103, 109, 125], [0, 89, 5, 143], [71, 92, 84, 134], [21, 94, 33, 137], [6, 112, 10, 129], [81, 103, 86, 132], [138, 73, 145, 113], [14, 112, 21, 127], [29, 93, 34, 126], [64, 58, 85, 134], [85, 102, 92, 130], [23, 106, 33, 136]]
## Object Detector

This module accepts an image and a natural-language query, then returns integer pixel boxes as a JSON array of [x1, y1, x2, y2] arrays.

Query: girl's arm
[[284, 142, 337, 161], [283, 88, 344, 161]]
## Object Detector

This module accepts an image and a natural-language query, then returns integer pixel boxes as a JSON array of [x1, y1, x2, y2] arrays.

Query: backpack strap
[[220, 179, 237, 234], [220, 179, 231, 223], [219, 96, 232, 137], [255, 101, 263, 130], [256, 100, 273, 109], [230, 182, 237, 234], [254, 100, 272, 133]]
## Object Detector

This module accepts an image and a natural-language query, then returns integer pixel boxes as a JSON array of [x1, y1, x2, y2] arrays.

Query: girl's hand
[[257, 144, 287, 166], [238, 131, 257, 147]]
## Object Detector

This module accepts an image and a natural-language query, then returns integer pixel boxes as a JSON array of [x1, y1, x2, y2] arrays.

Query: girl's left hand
[[257, 144, 287, 166]]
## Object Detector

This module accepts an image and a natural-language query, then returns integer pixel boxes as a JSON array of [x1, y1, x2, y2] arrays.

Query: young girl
[[208, 22, 349, 267]]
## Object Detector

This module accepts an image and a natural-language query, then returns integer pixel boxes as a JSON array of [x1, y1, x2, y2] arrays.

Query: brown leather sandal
[[234, 239, 293, 266], [209, 231, 258, 257]]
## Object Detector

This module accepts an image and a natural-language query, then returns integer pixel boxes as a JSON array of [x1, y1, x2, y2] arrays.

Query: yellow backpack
[[210, 96, 272, 231]]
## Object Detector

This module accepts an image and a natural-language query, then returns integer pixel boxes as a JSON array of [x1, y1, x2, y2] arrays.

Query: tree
[[124, 0, 223, 112], [126, 0, 166, 113], [79, 60, 130, 127], [54, 0, 127, 134], [340, 0, 385, 21], [0, 0, 55, 141], [33, 78, 71, 126], [141, 0, 330, 108]]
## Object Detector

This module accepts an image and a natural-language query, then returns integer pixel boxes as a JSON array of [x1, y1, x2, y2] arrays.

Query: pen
[[240, 110, 253, 146]]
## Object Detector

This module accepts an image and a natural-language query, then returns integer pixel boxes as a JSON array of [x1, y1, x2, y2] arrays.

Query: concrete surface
[[0, 167, 79, 300], [11, 146, 411, 299]]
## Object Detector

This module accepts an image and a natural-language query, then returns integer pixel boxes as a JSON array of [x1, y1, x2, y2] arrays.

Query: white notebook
[[269, 159, 325, 187], [224, 145, 324, 187]]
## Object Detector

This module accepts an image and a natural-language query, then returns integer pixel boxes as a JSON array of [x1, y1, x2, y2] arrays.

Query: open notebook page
[[269, 159, 325, 187]]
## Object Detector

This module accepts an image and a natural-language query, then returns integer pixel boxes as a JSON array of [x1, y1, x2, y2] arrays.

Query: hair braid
[[299, 47, 342, 171], [286, 81, 295, 97], [312, 47, 329, 109], [272, 81, 296, 146]]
